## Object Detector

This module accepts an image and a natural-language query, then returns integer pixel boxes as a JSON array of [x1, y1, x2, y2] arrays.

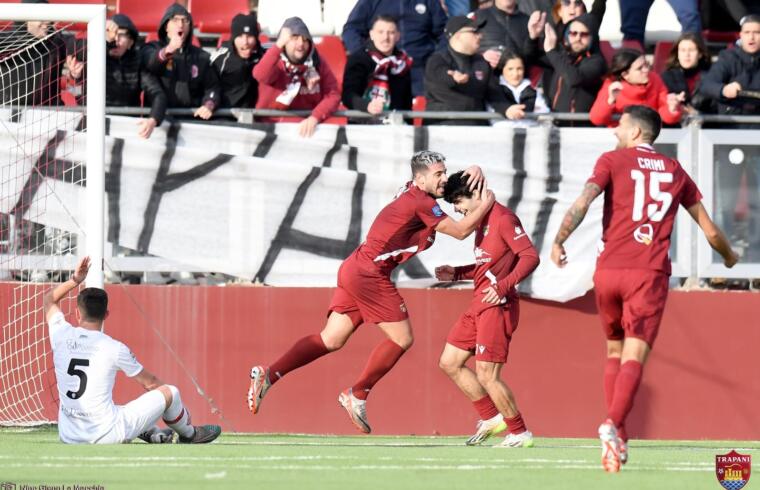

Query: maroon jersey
[[456, 203, 537, 312], [353, 182, 446, 275], [587, 144, 702, 274]]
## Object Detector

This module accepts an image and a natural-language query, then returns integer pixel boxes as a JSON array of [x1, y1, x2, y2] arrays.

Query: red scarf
[[274, 51, 319, 109], [364, 46, 412, 109]]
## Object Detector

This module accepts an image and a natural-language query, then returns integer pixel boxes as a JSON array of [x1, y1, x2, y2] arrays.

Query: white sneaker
[[466, 414, 507, 446], [598, 419, 621, 472], [494, 430, 534, 448], [618, 437, 628, 465], [338, 388, 371, 434], [247, 366, 271, 414]]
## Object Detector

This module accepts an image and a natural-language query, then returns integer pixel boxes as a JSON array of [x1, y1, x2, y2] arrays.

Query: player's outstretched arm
[[687, 202, 739, 268], [42, 256, 91, 322], [551, 183, 603, 267], [436, 189, 496, 240], [132, 368, 165, 392]]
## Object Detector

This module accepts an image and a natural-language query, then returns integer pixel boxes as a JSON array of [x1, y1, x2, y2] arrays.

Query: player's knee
[[158, 384, 179, 408], [438, 356, 458, 376], [322, 335, 347, 351], [394, 334, 413, 350]]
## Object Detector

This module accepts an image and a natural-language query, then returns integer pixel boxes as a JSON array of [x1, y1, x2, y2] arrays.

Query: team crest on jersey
[[633, 224, 653, 245], [399, 302, 407, 313], [432, 204, 443, 217], [716, 450, 751, 490]]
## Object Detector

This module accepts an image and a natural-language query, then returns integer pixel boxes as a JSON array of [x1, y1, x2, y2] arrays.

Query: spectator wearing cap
[[540, 14, 606, 114], [211, 13, 265, 108], [342, 15, 413, 120], [142, 3, 221, 121], [477, 0, 546, 71], [342, 0, 447, 96], [424, 15, 509, 125], [699, 14, 760, 116], [589, 48, 683, 127], [254, 17, 340, 137]]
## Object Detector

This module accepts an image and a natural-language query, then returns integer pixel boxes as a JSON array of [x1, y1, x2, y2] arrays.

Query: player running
[[248, 150, 494, 433], [43, 256, 221, 444], [435, 171, 540, 447], [551, 105, 738, 472]]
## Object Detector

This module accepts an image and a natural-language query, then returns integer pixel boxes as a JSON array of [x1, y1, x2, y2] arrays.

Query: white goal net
[[0, 4, 105, 426]]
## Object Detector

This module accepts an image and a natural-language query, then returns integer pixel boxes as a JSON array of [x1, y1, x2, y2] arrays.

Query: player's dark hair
[[410, 150, 446, 176], [623, 105, 661, 143], [77, 287, 108, 321], [371, 14, 398, 29], [443, 170, 472, 204]]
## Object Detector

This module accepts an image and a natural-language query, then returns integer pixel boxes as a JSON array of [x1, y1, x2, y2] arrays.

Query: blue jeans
[[620, 0, 702, 45], [444, 0, 472, 16]]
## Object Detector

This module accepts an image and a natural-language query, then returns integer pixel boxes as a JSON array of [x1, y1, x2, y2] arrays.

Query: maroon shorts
[[446, 302, 519, 363], [593, 268, 669, 347], [328, 258, 408, 328]]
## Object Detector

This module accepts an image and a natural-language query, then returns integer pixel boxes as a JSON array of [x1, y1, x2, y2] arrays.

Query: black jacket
[[0, 26, 69, 106], [424, 47, 508, 125], [342, 44, 413, 112], [141, 4, 221, 112], [211, 42, 265, 108], [543, 48, 606, 112], [500, 80, 537, 111], [106, 47, 168, 123], [661, 67, 715, 113], [699, 46, 760, 115], [476, 7, 540, 67]]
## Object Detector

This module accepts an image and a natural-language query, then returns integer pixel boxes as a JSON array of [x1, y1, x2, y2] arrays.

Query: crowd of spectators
[[1, 0, 759, 132]]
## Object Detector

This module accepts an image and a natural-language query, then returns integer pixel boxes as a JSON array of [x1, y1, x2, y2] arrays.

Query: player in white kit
[[43, 257, 221, 444]]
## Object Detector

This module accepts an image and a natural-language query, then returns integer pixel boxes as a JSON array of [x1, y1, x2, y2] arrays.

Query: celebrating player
[[436, 171, 539, 448], [550, 105, 738, 472], [248, 150, 494, 433], [43, 256, 222, 444]]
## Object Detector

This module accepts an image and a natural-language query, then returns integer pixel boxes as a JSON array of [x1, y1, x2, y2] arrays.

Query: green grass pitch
[[1, 427, 757, 490]]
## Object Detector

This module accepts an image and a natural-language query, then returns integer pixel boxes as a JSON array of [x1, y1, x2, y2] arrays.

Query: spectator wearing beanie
[[541, 14, 607, 114], [254, 17, 340, 138], [589, 48, 683, 127], [342, 15, 413, 120], [424, 15, 509, 126], [142, 3, 221, 120], [211, 12, 265, 108]]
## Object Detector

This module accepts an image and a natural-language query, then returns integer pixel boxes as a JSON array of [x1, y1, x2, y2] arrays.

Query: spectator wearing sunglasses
[[660, 32, 713, 116], [589, 47, 683, 127], [619, 0, 701, 47], [541, 14, 607, 115], [549, 0, 606, 36]]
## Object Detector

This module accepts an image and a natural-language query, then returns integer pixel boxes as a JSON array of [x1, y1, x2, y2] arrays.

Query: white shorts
[[95, 390, 166, 444]]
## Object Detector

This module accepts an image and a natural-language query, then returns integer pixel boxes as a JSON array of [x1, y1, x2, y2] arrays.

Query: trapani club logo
[[716, 450, 751, 490]]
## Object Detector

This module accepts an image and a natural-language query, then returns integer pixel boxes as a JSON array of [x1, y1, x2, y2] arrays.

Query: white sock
[[162, 385, 194, 438]]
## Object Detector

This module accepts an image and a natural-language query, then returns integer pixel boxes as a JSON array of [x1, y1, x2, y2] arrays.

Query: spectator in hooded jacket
[[254, 17, 341, 138], [541, 14, 606, 114], [212, 12, 265, 108], [477, 0, 546, 72], [590, 48, 683, 127], [492, 52, 549, 127], [342, 15, 413, 119], [548, 0, 606, 37], [699, 14, 760, 116], [661, 32, 713, 115], [342, 0, 447, 96], [142, 4, 221, 121]]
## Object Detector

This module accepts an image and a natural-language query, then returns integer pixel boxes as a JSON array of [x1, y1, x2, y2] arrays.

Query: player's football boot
[[137, 427, 174, 444], [598, 419, 621, 472], [618, 437, 628, 465], [247, 365, 271, 414], [338, 388, 371, 434], [494, 430, 534, 448], [178, 424, 222, 444], [465, 415, 507, 446]]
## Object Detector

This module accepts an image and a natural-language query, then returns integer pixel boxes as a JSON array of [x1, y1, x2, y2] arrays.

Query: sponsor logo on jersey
[[716, 450, 751, 490], [432, 204, 443, 217], [476, 344, 486, 354], [514, 226, 526, 239], [474, 247, 492, 264], [633, 224, 654, 245]]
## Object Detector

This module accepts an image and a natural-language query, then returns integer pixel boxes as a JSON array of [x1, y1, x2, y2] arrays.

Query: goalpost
[[0, 3, 105, 425]]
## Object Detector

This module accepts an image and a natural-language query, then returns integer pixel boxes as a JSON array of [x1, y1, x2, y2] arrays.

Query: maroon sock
[[604, 357, 621, 412], [608, 360, 643, 428], [268, 334, 330, 385], [472, 395, 500, 420], [351, 339, 407, 400], [505, 412, 527, 435]]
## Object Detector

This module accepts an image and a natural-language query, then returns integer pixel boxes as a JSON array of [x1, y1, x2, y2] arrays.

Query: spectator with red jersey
[[254, 17, 340, 138], [550, 105, 738, 472], [247, 151, 495, 434], [589, 48, 683, 127], [436, 171, 540, 448]]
